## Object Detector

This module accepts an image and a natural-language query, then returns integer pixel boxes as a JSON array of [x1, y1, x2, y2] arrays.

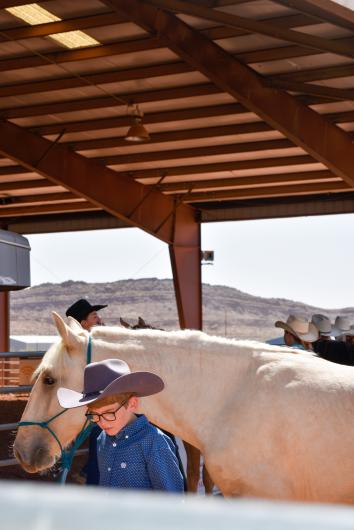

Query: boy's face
[[88, 397, 139, 436]]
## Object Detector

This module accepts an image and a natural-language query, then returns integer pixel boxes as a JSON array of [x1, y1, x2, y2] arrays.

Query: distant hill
[[9, 278, 354, 341]]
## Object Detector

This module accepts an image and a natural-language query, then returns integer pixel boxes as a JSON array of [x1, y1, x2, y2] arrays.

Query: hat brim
[[275, 321, 318, 342], [57, 371, 164, 409], [331, 327, 351, 337], [91, 304, 107, 312], [317, 330, 333, 337]]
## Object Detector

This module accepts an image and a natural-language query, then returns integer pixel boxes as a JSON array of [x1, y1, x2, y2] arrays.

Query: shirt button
[[112, 442, 117, 447], [125, 435, 129, 439], [107, 467, 111, 472]]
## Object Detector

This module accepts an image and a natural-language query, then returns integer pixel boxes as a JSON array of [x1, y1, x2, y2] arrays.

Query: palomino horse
[[14, 313, 354, 502], [119, 316, 213, 493]]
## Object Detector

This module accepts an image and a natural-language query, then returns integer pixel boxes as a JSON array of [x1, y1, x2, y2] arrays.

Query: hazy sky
[[26, 212, 354, 310]]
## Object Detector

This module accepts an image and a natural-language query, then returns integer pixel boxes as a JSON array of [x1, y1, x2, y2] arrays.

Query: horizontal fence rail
[[0, 351, 44, 393]]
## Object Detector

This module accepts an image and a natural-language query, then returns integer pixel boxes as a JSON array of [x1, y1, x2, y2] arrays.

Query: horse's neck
[[89, 331, 252, 449]]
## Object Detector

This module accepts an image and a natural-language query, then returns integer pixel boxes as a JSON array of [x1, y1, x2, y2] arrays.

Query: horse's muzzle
[[13, 436, 55, 473]]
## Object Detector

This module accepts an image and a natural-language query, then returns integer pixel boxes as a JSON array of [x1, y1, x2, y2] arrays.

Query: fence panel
[[0, 352, 44, 393]]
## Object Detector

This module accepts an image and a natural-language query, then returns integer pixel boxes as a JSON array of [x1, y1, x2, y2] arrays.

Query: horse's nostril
[[13, 444, 24, 465], [34, 446, 48, 463]]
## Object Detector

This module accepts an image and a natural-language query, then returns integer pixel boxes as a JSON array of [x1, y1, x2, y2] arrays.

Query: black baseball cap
[[65, 299, 107, 323]]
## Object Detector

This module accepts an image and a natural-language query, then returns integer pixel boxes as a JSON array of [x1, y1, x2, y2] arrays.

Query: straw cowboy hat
[[275, 314, 319, 342], [311, 314, 333, 337], [65, 299, 107, 323], [57, 359, 164, 409], [331, 316, 352, 337]]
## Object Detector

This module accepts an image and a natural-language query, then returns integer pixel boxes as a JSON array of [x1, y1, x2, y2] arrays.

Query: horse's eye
[[43, 376, 56, 385]]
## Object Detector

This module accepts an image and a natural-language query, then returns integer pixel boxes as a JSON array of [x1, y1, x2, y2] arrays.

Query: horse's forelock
[[33, 340, 67, 380]]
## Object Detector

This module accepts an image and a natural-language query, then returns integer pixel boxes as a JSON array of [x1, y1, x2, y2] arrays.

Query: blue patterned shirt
[[96, 415, 184, 492]]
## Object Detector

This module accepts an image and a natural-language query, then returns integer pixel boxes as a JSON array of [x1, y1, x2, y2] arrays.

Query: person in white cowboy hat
[[275, 314, 319, 351], [57, 359, 184, 492], [344, 325, 354, 346], [331, 316, 353, 342], [311, 314, 333, 341], [313, 332, 354, 366]]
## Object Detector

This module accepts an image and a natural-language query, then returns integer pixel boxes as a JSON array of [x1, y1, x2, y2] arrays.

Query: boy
[[57, 359, 184, 492]]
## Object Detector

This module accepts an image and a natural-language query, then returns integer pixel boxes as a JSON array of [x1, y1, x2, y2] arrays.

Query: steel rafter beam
[[0, 13, 125, 41], [0, 119, 198, 246], [160, 169, 339, 192], [0, 178, 55, 193], [104, 0, 354, 188], [184, 180, 349, 203], [273, 63, 354, 83], [265, 78, 354, 102], [273, 0, 354, 32], [0, 202, 99, 218]]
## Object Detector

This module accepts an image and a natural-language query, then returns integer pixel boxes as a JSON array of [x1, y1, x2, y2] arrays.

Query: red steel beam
[[0, 119, 198, 246], [169, 223, 202, 330], [105, 0, 354, 188], [0, 292, 9, 352]]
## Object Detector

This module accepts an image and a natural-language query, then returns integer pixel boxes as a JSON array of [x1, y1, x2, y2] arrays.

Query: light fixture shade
[[125, 118, 150, 142]]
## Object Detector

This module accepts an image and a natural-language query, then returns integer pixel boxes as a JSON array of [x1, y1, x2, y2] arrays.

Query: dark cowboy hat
[[57, 359, 164, 409], [65, 299, 107, 323]]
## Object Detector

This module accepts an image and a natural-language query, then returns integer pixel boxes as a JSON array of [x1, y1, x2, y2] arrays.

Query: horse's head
[[14, 312, 88, 473]]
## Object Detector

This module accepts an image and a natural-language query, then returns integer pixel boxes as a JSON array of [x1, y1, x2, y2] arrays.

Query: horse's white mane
[[36, 324, 309, 375], [91, 325, 311, 357]]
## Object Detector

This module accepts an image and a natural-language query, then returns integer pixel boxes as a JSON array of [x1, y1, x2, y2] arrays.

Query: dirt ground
[[0, 394, 86, 484]]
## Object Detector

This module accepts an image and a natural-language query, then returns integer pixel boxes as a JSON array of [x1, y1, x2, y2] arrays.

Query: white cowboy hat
[[311, 314, 332, 337], [331, 316, 352, 337], [275, 314, 319, 343], [343, 325, 354, 337]]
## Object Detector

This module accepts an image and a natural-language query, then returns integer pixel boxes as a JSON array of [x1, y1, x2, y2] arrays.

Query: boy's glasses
[[85, 399, 128, 423]]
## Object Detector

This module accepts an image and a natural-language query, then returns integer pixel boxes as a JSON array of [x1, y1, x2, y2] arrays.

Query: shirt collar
[[109, 414, 149, 441]]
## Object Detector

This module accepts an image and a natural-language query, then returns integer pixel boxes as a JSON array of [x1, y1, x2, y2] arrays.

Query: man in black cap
[[66, 299, 107, 331], [65, 299, 107, 485]]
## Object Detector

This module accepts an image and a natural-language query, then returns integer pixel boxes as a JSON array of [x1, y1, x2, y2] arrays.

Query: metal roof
[[0, 0, 354, 234]]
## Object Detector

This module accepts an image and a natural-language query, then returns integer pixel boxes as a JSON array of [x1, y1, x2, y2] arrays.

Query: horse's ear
[[120, 317, 131, 329], [67, 316, 83, 333], [52, 312, 83, 351], [138, 316, 146, 327]]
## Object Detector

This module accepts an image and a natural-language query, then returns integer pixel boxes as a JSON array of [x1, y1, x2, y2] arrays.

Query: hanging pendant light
[[125, 104, 150, 142]]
